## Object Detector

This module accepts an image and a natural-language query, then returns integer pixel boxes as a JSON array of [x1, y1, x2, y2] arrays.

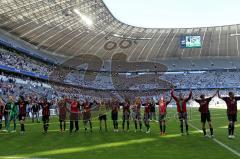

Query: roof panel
[[0, 0, 239, 61]]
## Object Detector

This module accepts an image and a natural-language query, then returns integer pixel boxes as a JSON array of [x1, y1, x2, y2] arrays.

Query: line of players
[[0, 89, 239, 139]]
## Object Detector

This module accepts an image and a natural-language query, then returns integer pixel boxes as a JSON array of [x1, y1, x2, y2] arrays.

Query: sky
[[103, 0, 240, 28]]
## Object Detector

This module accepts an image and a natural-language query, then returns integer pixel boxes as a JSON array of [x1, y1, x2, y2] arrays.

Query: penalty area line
[[189, 123, 240, 158]]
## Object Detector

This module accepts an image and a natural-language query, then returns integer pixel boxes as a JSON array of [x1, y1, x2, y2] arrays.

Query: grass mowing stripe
[[3, 138, 156, 158], [218, 124, 240, 129], [189, 123, 240, 158], [1, 157, 51, 159]]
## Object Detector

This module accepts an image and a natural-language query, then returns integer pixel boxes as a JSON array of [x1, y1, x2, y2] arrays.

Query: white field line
[[189, 123, 240, 157]]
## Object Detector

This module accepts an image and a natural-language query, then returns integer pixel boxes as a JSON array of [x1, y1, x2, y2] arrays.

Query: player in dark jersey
[[98, 100, 108, 132], [132, 97, 142, 132], [158, 95, 172, 135], [121, 98, 131, 132], [171, 89, 192, 135], [67, 97, 80, 133], [111, 98, 120, 132], [143, 98, 151, 133], [15, 96, 30, 134], [0, 97, 5, 130], [149, 98, 156, 121], [218, 91, 240, 139], [82, 99, 93, 133], [58, 96, 68, 132], [31, 97, 40, 123], [39, 97, 51, 134], [194, 92, 217, 137]]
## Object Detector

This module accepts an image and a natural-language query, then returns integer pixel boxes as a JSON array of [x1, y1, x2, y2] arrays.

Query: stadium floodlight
[[110, 33, 152, 40], [112, 34, 123, 38], [230, 33, 240, 37], [73, 9, 93, 26]]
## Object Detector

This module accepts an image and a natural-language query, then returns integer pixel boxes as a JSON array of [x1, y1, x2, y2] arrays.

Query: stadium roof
[[0, 0, 240, 62]]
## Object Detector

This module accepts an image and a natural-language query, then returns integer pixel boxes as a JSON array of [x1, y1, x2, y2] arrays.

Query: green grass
[[1, 108, 240, 159]]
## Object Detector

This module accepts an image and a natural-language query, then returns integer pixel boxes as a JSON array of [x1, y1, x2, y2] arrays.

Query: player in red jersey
[[171, 89, 192, 135], [158, 95, 172, 135], [0, 97, 5, 130], [67, 97, 80, 133], [111, 98, 120, 132], [143, 98, 151, 133], [39, 97, 52, 134], [193, 92, 217, 137], [16, 96, 30, 134], [132, 97, 142, 132], [218, 91, 240, 139], [58, 96, 68, 132], [121, 98, 131, 132], [82, 99, 93, 133]]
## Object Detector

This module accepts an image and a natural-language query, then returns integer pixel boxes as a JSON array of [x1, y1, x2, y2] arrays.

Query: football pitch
[[1, 108, 240, 159]]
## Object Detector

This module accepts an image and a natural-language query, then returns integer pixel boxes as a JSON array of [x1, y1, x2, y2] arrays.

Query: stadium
[[0, 0, 240, 159]]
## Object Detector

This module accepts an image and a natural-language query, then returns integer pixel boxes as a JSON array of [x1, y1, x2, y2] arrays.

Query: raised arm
[[194, 97, 200, 103], [166, 96, 172, 105], [192, 92, 199, 102], [211, 91, 218, 98], [217, 90, 223, 99], [185, 90, 192, 102], [171, 89, 178, 101]]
